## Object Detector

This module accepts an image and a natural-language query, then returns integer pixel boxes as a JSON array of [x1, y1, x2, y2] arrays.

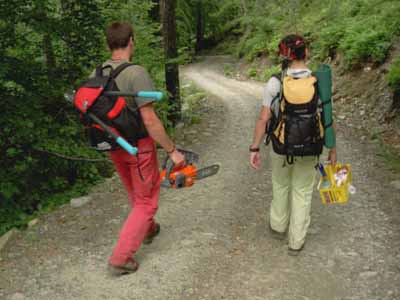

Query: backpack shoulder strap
[[95, 65, 104, 77], [271, 73, 281, 81], [269, 72, 283, 103], [111, 63, 135, 79]]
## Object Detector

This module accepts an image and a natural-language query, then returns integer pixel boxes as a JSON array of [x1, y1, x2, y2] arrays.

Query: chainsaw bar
[[196, 164, 220, 180]]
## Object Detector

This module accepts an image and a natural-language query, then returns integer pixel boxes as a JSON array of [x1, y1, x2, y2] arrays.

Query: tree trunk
[[42, 32, 56, 83], [149, 0, 160, 22], [238, 0, 251, 58], [160, 0, 181, 124], [195, 1, 204, 53]]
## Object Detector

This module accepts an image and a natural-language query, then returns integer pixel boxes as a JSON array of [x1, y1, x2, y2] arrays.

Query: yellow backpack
[[266, 73, 324, 164]]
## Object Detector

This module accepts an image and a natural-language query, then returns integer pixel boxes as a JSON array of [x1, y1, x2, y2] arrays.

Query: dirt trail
[[1, 56, 399, 300]]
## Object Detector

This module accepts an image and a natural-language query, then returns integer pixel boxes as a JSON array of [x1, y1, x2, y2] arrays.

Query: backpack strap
[[95, 65, 103, 77], [311, 71, 332, 129], [265, 73, 284, 145], [269, 72, 283, 107], [271, 73, 282, 82], [110, 62, 135, 79]]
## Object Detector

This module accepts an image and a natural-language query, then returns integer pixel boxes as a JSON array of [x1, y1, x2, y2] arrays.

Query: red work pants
[[108, 137, 160, 265]]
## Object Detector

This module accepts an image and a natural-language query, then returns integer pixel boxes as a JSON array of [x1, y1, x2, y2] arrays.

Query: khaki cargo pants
[[269, 149, 318, 250]]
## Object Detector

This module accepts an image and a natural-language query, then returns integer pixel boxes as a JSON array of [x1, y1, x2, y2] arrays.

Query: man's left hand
[[250, 152, 261, 170]]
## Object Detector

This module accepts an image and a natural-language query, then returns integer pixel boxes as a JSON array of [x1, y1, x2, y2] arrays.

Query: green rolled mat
[[315, 64, 336, 149]]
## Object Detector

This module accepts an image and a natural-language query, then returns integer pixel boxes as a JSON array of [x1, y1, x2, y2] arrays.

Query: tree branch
[[33, 148, 109, 162]]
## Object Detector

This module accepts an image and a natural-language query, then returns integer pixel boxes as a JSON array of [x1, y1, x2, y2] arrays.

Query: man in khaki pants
[[249, 34, 336, 255]]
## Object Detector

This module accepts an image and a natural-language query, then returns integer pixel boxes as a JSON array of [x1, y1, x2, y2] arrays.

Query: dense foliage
[[388, 57, 400, 90], [213, 0, 400, 71]]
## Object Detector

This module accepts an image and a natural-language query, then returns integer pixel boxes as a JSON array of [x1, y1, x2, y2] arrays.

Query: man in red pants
[[97, 22, 185, 275]]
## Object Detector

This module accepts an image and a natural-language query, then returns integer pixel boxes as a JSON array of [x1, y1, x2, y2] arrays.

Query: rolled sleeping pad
[[315, 64, 336, 149]]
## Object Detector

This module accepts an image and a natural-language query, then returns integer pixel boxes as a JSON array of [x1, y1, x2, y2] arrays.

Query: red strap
[[107, 97, 126, 119], [74, 87, 104, 113]]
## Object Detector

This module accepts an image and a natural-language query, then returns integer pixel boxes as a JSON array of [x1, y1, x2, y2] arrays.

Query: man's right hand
[[169, 149, 186, 169]]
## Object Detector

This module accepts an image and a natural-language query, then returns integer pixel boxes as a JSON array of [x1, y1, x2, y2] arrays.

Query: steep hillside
[[209, 0, 400, 167]]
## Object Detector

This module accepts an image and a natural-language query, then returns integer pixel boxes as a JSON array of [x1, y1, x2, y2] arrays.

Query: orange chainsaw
[[160, 149, 220, 188]]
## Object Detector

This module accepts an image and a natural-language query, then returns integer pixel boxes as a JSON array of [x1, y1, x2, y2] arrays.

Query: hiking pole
[[103, 91, 164, 101], [87, 112, 138, 155]]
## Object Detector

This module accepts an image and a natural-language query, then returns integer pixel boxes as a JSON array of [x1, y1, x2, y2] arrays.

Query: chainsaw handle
[[161, 148, 198, 169], [165, 161, 175, 185], [161, 154, 170, 170], [160, 155, 177, 186], [160, 157, 177, 187], [161, 148, 197, 185]]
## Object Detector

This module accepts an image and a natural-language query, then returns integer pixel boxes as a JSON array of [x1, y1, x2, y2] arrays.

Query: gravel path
[[0, 56, 399, 300]]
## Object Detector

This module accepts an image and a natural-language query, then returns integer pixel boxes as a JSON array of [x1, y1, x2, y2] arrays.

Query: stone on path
[[0, 228, 18, 252], [70, 196, 92, 208], [359, 271, 378, 279], [28, 219, 39, 227], [9, 293, 25, 300], [390, 180, 400, 190]]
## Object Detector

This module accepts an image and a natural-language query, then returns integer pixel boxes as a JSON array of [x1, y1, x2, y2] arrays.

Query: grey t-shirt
[[262, 68, 313, 108], [90, 59, 156, 108]]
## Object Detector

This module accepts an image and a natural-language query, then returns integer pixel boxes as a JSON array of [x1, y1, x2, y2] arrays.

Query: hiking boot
[[269, 224, 286, 240], [108, 258, 139, 276], [288, 245, 304, 256], [143, 223, 160, 244]]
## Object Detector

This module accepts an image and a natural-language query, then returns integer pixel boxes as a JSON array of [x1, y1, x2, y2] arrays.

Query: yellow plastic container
[[318, 164, 352, 204]]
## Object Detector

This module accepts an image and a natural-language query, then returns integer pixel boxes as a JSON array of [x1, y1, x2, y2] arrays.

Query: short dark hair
[[106, 22, 134, 50], [278, 34, 307, 60]]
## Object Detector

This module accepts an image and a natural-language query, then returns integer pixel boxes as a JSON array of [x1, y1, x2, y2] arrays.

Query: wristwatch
[[249, 146, 260, 152], [166, 145, 176, 154]]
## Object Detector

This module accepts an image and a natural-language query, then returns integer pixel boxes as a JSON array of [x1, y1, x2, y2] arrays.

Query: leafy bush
[[181, 83, 207, 125], [242, 34, 269, 61], [388, 56, 400, 90], [223, 64, 235, 77], [339, 23, 392, 68], [312, 22, 346, 61], [246, 67, 258, 79], [260, 65, 281, 82]]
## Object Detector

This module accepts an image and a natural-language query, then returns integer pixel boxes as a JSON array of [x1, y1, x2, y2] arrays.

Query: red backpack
[[74, 63, 148, 151]]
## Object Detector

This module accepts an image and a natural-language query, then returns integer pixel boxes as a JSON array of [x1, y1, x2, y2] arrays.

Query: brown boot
[[288, 244, 305, 256], [269, 224, 286, 240], [108, 258, 139, 276], [143, 223, 160, 244]]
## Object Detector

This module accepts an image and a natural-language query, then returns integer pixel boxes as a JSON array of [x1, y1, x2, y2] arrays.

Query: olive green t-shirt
[[90, 59, 156, 108]]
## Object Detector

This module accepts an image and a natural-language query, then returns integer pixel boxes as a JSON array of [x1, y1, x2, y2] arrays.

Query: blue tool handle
[[116, 137, 138, 155], [137, 91, 163, 101], [318, 163, 328, 177]]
